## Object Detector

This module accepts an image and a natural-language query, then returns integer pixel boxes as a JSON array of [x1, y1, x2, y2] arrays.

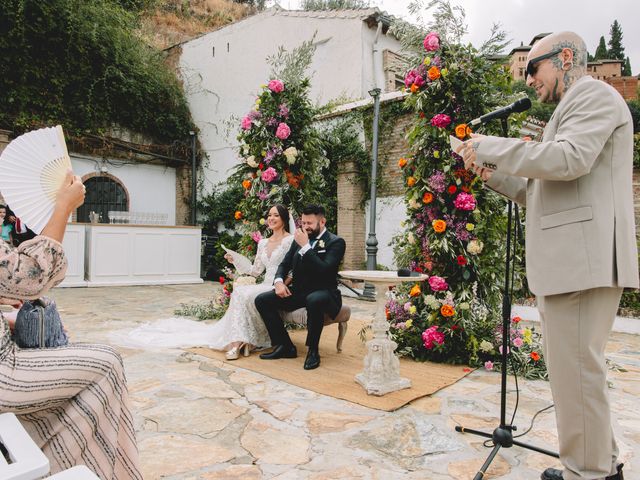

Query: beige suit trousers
[[537, 287, 622, 480]]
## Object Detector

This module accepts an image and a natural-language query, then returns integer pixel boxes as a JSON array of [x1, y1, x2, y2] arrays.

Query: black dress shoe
[[541, 463, 624, 480], [303, 349, 320, 370], [259, 344, 297, 360]]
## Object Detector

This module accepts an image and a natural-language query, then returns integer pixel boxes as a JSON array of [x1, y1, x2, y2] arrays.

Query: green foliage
[[0, 0, 194, 144], [633, 133, 640, 170], [623, 56, 632, 77], [594, 35, 608, 60], [607, 19, 625, 61], [301, 0, 370, 9], [628, 100, 640, 134]]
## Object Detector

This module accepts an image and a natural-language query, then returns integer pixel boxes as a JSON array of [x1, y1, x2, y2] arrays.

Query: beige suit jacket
[[478, 76, 639, 296]]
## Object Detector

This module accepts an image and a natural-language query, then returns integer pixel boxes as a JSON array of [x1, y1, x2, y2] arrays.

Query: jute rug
[[187, 319, 472, 411]]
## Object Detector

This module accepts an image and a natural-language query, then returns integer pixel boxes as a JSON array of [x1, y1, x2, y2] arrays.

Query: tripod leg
[[473, 443, 502, 480]]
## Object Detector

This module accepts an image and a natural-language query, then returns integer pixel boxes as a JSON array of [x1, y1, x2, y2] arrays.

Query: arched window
[[77, 175, 128, 223]]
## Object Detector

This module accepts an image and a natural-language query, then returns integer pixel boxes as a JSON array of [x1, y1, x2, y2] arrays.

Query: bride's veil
[[288, 210, 297, 233]]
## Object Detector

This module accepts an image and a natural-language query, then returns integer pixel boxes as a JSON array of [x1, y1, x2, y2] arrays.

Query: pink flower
[[454, 192, 476, 211], [428, 275, 448, 292], [430, 114, 451, 128], [484, 360, 494, 371], [241, 116, 252, 130], [423, 32, 440, 52], [276, 122, 291, 140], [261, 167, 278, 183], [422, 326, 445, 349], [403, 302, 412, 312], [513, 337, 524, 348], [268, 79, 285, 93], [404, 69, 422, 88], [251, 231, 263, 243]]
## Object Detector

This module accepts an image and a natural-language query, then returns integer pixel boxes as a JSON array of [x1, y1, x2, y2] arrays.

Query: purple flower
[[427, 171, 446, 193], [266, 117, 278, 127], [248, 110, 262, 120], [268, 79, 284, 93], [430, 114, 452, 128], [257, 190, 269, 201], [279, 104, 290, 118], [276, 123, 291, 140], [428, 276, 448, 292], [454, 192, 476, 211]]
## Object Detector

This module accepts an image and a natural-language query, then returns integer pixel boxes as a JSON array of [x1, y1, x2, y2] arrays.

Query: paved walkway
[[49, 283, 640, 479]]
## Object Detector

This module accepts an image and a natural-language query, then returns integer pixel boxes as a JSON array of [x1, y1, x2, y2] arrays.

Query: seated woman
[[0, 171, 142, 479], [212, 204, 294, 359]]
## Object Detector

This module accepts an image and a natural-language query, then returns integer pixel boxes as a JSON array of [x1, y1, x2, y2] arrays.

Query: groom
[[255, 204, 345, 370]]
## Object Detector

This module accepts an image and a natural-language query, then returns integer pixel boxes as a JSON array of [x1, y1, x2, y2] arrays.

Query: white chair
[[0, 413, 98, 480], [0, 412, 49, 480]]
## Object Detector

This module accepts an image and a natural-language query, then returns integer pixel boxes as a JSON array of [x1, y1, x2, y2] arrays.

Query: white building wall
[[179, 10, 401, 194], [71, 154, 177, 224], [364, 195, 406, 270]]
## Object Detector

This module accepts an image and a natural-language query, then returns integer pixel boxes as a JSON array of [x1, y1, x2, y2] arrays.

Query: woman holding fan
[[0, 171, 142, 479]]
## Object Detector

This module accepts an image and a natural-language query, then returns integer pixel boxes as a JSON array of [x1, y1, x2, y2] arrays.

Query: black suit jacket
[[275, 230, 346, 314]]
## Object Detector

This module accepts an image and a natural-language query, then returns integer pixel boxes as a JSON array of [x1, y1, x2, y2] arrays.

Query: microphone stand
[[454, 117, 558, 480]]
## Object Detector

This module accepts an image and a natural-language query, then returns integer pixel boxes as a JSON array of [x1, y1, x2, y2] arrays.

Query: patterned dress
[[0, 237, 142, 479]]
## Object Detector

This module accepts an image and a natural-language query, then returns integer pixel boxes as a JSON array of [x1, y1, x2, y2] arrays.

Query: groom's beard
[[305, 225, 321, 241]]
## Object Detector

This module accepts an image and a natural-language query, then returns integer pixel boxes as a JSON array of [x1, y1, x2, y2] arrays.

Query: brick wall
[[604, 77, 638, 100]]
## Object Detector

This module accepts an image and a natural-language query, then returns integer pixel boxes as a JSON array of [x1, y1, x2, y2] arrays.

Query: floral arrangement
[[388, 28, 533, 368], [230, 76, 325, 255]]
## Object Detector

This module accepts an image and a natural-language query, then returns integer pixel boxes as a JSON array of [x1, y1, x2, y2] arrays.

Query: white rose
[[479, 340, 494, 352], [409, 198, 421, 210], [234, 276, 257, 286], [284, 146, 298, 164], [467, 239, 484, 255], [246, 155, 258, 168]]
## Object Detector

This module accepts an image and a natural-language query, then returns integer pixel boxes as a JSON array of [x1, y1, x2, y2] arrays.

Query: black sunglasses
[[525, 48, 563, 80]]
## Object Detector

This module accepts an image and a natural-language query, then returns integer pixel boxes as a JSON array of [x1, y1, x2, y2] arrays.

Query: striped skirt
[[0, 343, 142, 479]]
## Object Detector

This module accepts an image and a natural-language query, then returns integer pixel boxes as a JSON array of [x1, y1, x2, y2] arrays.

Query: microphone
[[469, 97, 532, 126]]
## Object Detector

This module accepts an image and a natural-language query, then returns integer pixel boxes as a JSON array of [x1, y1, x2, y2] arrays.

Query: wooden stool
[[281, 305, 351, 352]]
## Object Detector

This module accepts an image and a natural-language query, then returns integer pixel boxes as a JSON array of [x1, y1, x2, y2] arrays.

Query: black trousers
[[254, 289, 338, 350]]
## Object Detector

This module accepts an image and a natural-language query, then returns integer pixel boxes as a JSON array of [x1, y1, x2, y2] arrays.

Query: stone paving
[[48, 283, 640, 480]]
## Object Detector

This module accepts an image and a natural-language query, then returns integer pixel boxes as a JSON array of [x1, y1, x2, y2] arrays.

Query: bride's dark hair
[[272, 204, 291, 232]]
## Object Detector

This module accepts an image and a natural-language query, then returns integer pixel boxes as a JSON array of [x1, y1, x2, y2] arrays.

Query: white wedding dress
[[118, 236, 294, 350]]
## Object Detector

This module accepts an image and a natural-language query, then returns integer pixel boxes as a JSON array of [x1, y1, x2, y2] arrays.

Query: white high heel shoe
[[225, 343, 250, 360]]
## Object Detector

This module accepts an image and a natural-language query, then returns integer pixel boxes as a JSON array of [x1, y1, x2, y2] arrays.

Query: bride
[[120, 204, 294, 358]]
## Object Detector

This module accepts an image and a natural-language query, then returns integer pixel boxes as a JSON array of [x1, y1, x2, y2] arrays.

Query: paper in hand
[[221, 244, 253, 275], [449, 135, 463, 153]]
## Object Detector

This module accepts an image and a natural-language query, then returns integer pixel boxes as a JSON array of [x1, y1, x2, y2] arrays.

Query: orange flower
[[427, 66, 441, 80], [407, 176, 417, 187], [398, 157, 408, 168], [422, 192, 433, 204], [440, 304, 455, 317], [530, 351, 540, 362], [410, 83, 420, 93], [432, 219, 446, 233], [455, 123, 469, 139], [242, 179, 251, 189], [234, 210, 243, 220], [409, 284, 421, 297]]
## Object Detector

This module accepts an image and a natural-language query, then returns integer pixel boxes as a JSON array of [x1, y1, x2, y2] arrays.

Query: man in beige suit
[[458, 32, 637, 480]]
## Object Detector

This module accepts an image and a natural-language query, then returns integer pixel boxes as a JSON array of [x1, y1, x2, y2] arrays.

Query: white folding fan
[[0, 125, 72, 233]]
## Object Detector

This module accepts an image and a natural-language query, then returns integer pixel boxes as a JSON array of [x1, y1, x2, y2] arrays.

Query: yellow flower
[[255, 99, 262, 105], [441, 68, 449, 77], [523, 328, 533, 345], [423, 57, 431, 66], [409, 305, 417, 315], [433, 150, 440, 159], [405, 319, 413, 328], [466, 223, 475, 231], [259, 218, 266, 225], [261, 150, 267, 157]]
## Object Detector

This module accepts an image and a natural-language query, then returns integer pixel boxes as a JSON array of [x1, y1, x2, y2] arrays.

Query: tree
[[594, 36, 608, 60], [607, 19, 625, 60], [623, 56, 632, 76]]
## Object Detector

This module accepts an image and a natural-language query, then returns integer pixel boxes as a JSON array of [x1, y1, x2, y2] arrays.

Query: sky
[[275, 0, 640, 76]]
